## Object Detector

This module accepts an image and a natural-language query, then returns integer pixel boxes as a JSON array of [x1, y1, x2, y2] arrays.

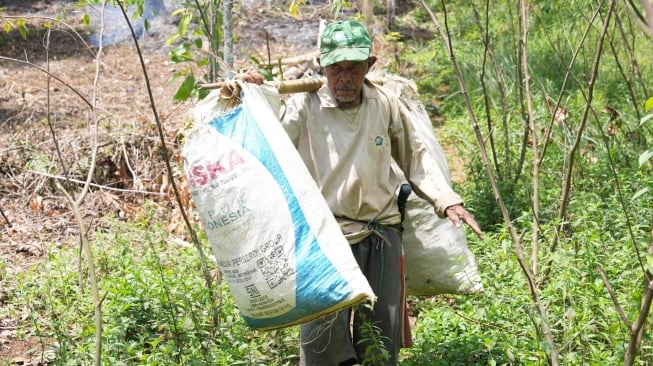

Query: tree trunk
[[361, 0, 374, 30], [223, 0, 234, 78]]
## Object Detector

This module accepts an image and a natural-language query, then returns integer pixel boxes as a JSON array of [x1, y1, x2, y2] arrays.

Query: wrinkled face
[[321, 57, 377, 108]]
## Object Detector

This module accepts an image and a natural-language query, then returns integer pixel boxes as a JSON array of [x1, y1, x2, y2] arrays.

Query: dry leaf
[[16, 242, 43, 257], [29, 194, 43, 214], [11, 356, 28, 365]]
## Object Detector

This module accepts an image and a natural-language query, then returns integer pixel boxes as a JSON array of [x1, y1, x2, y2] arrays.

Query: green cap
[[320, 20, 371, 67]]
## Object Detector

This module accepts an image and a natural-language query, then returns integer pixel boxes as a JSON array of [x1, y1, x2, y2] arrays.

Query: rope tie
[[366, 221, 400, 297]]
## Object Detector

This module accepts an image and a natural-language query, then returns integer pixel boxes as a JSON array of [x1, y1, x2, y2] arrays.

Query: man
[[247, 19, 482, 366]]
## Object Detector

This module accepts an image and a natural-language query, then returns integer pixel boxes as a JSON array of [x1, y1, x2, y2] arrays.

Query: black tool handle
[[0, 205, 11, 228], [397, 183, 412, 224]]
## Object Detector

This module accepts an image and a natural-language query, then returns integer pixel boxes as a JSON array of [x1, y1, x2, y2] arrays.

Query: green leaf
[[174, 74, 196, 101], [178, 13, 192, 37], [170, 43, 192, 63], [639, 149, 653, 167], [646, 254, 653, 273], [82, 13, 90, 27], [260, 69, 273, 81], [17, 20, 27, 40], [645, 96, 653, 112], [171, 8, 188, 17], [198, 88, 210, 100], [632, 187, 649, 201], [135, 3, 144, 18], [641, 113, 653, 126], [166, 33, 180, 46], [289, 0, 304, 17]]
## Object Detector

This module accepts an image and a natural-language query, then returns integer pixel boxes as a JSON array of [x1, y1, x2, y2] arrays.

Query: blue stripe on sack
[[210, 103, 353, 328]]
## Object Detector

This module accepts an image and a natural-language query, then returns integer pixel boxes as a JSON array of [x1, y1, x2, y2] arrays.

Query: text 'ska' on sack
[[182, 82, 374, 330]]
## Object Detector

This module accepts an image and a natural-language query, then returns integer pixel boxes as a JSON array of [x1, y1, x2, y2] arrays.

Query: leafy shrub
[[1, 212, 300, 365]]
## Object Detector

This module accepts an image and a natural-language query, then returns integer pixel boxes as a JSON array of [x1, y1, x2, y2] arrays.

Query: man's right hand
[[241, 70, 265, 85]]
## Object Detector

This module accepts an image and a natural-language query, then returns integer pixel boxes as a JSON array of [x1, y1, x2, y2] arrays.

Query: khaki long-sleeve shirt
[[281, 79, 462, 238]]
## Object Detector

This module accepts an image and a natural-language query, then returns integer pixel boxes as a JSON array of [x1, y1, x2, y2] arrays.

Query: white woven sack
[[403, 195, 484, 295], [183, 82, 375, 330], [372, 72, 483, 296]]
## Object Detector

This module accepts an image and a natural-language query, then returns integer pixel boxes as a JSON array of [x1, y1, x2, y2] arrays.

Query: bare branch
[[597, 266, 631, 327], [42, 2, 110, 363], [116, 1, 220, 345], [418, 0, 559, 363], [555, 0, 615, 247], [27, 170, 165, 196], [619, 0, 653, 39], [517, 0, 542, 276]]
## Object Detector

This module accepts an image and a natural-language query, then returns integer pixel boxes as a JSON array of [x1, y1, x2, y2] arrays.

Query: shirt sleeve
[[387, 91, 463, 217]]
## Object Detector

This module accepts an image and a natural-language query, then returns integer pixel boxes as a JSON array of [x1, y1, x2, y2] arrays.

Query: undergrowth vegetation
[[399, 0, 653, 365], [2, 0, 653, 365], [2, 212, 300, 365]]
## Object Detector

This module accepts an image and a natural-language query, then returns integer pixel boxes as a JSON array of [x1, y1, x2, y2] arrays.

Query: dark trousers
[[299, 228, 404, 366]]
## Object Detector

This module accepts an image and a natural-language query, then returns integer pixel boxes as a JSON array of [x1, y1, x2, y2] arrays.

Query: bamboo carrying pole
[[199, 77, 326, 94]]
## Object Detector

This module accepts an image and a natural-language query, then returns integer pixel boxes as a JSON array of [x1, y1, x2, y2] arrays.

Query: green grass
[[2, 187, 650, 364], [0, 214, 300, 365]]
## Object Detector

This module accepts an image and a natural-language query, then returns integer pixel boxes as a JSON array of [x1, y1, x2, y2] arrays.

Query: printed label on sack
[[185, 129, 298, 317]]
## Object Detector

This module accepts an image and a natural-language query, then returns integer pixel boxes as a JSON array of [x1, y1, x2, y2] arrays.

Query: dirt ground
[[0, 1, 437, 363]]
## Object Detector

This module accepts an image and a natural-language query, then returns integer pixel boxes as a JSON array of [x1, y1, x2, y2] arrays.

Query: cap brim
[[320, 47, 370, 67]]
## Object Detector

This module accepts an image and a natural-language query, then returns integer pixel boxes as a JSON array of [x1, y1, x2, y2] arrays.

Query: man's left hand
[[445, 204, 483, 240]]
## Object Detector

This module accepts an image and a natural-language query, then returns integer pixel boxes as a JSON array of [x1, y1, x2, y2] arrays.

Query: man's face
[[322, 57, 376, 108]]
